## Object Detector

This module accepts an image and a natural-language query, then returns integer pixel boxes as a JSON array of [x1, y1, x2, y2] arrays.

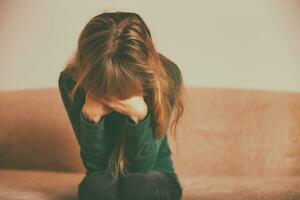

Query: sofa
[[1, 86, 300, 200]]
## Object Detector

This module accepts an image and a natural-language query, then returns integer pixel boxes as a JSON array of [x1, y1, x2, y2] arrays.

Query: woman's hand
[[102, 95, 148, 124], [81, 93, 113, 124]]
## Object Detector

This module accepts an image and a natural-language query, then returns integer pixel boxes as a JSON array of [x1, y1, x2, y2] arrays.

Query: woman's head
[[71, 12, 156, 101], [63, 11, 186, 180]]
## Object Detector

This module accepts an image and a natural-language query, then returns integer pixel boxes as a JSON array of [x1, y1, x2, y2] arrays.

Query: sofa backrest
[[171, 87, 300, 177], [0, 87, 299, 177], [0, 88, 83, 173]]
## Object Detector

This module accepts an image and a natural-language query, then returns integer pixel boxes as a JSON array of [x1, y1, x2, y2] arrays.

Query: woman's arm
[[118, 110, 165, 174], [102, 95, 165, 174], [58, 72, 111, 174]]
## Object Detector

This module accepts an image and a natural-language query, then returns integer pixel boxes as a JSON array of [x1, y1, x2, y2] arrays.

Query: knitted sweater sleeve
[[58, 71, 111, 174], [116, 111, 165, 174]]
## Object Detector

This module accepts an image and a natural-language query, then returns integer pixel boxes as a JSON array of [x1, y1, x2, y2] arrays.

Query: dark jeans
[[78, 170, 183, 200]]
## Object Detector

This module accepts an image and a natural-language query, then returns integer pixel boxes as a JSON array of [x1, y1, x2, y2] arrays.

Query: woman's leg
[[78, 170, 119, 200], [119, 170, 183, 200]]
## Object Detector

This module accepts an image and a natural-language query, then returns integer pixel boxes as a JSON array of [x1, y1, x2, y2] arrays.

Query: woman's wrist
[[82, 109, 104, 124]]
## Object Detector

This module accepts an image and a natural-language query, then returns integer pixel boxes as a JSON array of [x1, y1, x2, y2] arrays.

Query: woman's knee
[[78, 170, 119, 200], [119, 172, 148, 199], [119, 170, 182, 200], [147, 171, 183, 200]]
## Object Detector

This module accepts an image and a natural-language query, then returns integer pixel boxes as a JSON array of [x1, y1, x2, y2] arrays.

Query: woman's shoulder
[[59, 69, 82, 92], [59, 69, 76, 83], [159, 53, 183, 90], [58, 69, 86, 105]]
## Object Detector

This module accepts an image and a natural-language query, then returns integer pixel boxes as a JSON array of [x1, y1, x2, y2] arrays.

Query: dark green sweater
[[58, 70, 178, 181]]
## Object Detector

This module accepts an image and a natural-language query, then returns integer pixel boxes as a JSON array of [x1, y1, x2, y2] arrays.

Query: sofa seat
[[0, 168, 82, 200], [180, 175, 300, 200], [1, 168, 300, 200]]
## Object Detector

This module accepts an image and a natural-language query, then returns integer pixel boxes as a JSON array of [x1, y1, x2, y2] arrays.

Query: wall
[[0, 0, 299, 92]]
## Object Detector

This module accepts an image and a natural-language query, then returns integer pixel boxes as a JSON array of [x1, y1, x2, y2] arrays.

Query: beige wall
[[0, 0, 299, 92]]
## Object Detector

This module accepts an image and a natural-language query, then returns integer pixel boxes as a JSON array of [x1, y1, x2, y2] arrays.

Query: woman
[[58, 11, 186, 200]]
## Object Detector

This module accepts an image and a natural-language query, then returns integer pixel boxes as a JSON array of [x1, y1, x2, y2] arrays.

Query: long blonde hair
[[62, 11, 186, 180]]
